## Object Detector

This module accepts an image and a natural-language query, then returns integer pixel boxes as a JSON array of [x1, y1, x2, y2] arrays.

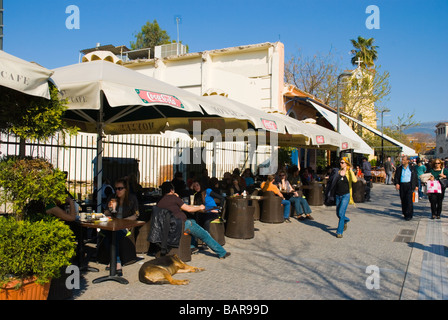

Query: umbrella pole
[[96, 93, 104, 213]]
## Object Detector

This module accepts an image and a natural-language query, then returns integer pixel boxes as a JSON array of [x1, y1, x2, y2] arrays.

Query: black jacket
[[393, 165, 418, 190], [324, 168, 339, 206], [148, 206, 183, 255]]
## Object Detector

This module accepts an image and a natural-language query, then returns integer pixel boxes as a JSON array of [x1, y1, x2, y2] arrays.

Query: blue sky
[[3, 0, 448, 125]]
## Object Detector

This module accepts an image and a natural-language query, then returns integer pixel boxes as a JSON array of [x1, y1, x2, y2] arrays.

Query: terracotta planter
[[0, 277, 51, 300]]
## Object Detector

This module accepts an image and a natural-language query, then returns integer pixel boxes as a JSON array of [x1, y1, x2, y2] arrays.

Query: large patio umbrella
[[198, 95, 297, 146], [0, 50, 53, 99], [50, 60, 253, 211], [0, 51, 55, 157], [198, 95, 350, 148]]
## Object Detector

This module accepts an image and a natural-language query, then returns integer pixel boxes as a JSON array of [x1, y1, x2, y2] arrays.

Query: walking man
[[362, 157, 372, 201], [393, 155, 418, 221], [384, 156, 395, 185]]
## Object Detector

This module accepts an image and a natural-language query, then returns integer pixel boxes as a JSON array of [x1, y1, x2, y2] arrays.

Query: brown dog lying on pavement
[[138, 254, 205, 285]]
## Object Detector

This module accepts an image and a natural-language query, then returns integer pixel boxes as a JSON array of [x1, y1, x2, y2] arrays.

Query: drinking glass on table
[[108, 198, 117, 217]]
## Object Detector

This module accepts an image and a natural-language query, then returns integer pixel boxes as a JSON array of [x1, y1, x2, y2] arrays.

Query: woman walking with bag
[[326, 157, 357, 238], [428, 159, 448, 219]]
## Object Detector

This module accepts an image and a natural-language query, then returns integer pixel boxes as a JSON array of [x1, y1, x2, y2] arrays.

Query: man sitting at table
[[157, 181, 231, 259]]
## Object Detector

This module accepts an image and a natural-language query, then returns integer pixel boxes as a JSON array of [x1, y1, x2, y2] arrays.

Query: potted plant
[[0, 157, 77, 300], [0, 84, 79, 299], [0, 216, 76, 300]]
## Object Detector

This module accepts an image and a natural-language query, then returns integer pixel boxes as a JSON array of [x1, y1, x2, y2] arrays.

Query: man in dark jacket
[[362, 157, 372, 201], [393, 155, 419, 221], [156, 182, 230, 259]]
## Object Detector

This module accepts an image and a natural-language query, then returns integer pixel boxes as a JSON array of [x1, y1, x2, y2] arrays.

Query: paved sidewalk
[[72, 183, 447, 300]]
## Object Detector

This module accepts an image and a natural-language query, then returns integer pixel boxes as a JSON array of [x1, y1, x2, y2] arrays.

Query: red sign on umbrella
[[261, 119, 278, 132], [316, 135, 325, 144], [136, 89, 184, 109]]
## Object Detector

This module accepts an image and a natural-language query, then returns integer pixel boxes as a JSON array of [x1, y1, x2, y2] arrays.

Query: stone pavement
[[71, 183, 448, 301]]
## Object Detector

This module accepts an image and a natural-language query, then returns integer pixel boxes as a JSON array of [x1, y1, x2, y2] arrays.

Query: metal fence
[[1, 132, 272, 203]]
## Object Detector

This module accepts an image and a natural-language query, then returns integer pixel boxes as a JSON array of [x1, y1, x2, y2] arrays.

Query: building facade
[[124, 42, 285, 113], [436, 122, 448, 159]]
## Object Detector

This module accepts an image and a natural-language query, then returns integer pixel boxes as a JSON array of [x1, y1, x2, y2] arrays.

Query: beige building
[[123, 42, 285, 113], [436, 122, 448, 159], [342, 67, 377, 133]]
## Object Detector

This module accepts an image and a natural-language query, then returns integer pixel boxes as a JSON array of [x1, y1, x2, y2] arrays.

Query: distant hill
[[402, 121, 447, 137]]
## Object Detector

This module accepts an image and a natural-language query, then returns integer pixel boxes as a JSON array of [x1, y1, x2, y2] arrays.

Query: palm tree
[[350, 36, 379, 69]]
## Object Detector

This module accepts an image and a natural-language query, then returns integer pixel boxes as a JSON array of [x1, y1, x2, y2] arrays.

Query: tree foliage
[[130, 20, 172, 55], [340, 65, 391, 116], [350, 36, 379, 68], [0, 85, 78, 142], [284, 49, 343, 106], [0, 157, 67, 219]]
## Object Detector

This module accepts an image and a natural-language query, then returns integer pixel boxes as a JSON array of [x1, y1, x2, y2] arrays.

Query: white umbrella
[[51, 60, 216, 212], [199, 95, 288, 134], [0, 50, 52, 99], [51, 60, 257, 211], [199, 95, 353, 148]]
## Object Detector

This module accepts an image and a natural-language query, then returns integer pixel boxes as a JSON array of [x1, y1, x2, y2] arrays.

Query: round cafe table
[[225, 196, 255, 239], [302, 182, 324, 206]]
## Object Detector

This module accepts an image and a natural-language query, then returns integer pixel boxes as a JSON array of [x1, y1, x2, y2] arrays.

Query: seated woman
[[242, 168, 255, 187], [103, 178, 139, 276], [355, 165, 363, 178], [276, 170, 313, 221], [219, 172, 233, 195], [189, 180, 224, 232], [189, 180, 205, 206], [229, 175, 246, 195], [301, 168, 314, 185], [260, 175, 291, 223]]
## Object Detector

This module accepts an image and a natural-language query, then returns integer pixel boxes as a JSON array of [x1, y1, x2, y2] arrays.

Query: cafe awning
[[0, 50, 53, 99], [340, 112, 417, 156], [199, 95, 288, 134], [307, 100, 374, 155]]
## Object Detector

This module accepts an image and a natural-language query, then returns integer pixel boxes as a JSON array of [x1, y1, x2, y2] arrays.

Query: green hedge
[[0, 216, 76, 287]]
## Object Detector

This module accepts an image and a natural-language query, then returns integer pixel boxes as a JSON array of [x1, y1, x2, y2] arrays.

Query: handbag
[[426, 180, 442, 194], [440, 178, 448, 188]]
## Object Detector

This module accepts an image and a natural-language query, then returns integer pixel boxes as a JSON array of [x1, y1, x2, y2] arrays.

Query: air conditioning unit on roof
[[154, 43, 187, 59]]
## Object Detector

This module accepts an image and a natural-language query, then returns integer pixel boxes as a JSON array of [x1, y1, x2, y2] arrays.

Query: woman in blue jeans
[[276, 170, 314, 220], [326, 157, 357, 238]]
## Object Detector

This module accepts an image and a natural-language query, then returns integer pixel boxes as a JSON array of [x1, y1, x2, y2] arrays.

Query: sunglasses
[[435, 162, 441, 164], [340, 161, 346, 164], [115, 187, 125, 191]]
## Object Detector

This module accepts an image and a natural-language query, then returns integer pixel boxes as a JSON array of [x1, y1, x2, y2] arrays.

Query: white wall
[[124, 42, 285, 112]]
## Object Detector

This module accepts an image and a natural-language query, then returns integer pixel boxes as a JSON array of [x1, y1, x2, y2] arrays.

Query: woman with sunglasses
[[326, 157, 357, 238], [428, 159, 448, 219], [276, 170, 314, 221], [103, 178, 140, 275]]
